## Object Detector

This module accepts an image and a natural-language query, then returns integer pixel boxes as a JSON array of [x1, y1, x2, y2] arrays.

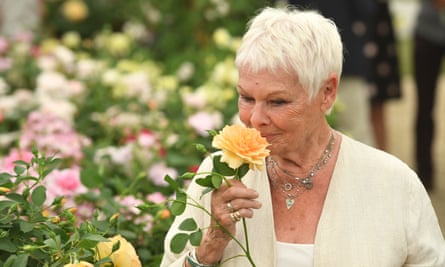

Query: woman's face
[[237, 67, 326, 155]]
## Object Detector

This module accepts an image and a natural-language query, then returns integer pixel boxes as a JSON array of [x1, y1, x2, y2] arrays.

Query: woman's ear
[[321, 73, 338, 112]]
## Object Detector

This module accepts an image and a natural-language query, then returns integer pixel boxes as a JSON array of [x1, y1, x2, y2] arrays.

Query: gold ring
[[230, 211, 241, 222], [226, 201, 234, 212]]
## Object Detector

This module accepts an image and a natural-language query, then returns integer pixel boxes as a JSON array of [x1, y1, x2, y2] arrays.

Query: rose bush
[[0, 9, 246, 265]]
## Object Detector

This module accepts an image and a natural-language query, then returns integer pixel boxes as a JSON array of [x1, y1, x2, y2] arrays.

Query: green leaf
[[79, 239, 99, 250], [189, 230, 203, 246], [19, 221, 34, 233], [13, 166, 26, 176], [80, 167, 104, 188], [43, 238, 57, 250], [170, 233, 189, 254], [180, 172, 196, 180], [0, 172, 13, 184], [237, 163, 250, 179], [12, 160, 29, 168], [6, 193, 25, 203], [81, 233, 110, 242], [195, 175, 213, 188], [211, 174, 222, 189], [178, 218, 197, 231], [212, 155, 235, 176], [31, 185, 46, 206], [91, 220, 110, 232], [3, 255, 16, 267], [170, 192, 186, 216], [11, 254, 28, 267], [164, 175, 179, 191], [0, 239, 17, 253], [0, 201, 16, 212]]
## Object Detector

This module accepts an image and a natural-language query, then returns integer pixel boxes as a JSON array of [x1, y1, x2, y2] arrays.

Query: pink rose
[[148, 162, 177, 186], [44, 167, 87, 204], [146, 192, 166, 204], [187, 111, 223, 136]]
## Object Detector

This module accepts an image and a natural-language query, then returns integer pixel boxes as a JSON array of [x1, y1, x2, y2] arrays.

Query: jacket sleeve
[[405, 174, 445, 266]]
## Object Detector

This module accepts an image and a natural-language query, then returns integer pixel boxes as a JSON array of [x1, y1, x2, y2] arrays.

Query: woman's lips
[[261, 133, 276, 142]]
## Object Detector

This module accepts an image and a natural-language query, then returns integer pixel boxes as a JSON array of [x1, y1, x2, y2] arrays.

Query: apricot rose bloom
[[95, 235, 142, 267], [212, 124, 270, 170]]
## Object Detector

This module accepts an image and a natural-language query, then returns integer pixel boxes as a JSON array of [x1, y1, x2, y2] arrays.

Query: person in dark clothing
[[366, 1, 402, 151], [413, 0, 445, 192]]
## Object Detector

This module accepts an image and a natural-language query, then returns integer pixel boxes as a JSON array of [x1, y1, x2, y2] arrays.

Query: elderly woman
[[161, 6, 445, 267]]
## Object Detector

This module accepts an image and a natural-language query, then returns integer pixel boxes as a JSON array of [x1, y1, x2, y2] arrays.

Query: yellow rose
[[212, 124, 270, 170], [63, 261, 94, 267], [95, 235, 142, 267], [62, 0, 89, 22]]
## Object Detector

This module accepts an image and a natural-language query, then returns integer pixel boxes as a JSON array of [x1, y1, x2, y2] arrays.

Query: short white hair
[[235, 6, 343, 100]]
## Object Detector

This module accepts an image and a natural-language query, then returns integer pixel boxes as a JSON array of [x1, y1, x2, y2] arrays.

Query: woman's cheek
[[237, 104, 250, 124]]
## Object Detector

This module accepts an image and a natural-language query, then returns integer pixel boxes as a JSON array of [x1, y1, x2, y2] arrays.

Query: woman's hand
[[193, 179, 262, 265]]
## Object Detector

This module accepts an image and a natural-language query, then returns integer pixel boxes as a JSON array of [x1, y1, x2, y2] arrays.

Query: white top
[[276, 242, 314, 267]]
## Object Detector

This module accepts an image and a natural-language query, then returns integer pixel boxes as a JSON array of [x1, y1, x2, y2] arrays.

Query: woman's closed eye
[[240, 95, 255, 103], [269, 99, 288, 106]]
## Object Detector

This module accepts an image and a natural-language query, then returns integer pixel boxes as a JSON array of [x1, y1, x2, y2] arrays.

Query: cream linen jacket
[[161, 134, 445, 267]]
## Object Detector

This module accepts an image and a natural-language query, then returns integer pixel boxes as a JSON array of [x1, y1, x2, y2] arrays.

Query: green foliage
[[0, 150, 113, 266]]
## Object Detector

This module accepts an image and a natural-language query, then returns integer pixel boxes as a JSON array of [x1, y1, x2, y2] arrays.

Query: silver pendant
[[302, 178, 313, 190], [286, 198, 295, 209], [283, 183, 293, 191]]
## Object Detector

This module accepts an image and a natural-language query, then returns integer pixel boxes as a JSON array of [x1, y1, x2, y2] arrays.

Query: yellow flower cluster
[[63, 235, 141, 267]]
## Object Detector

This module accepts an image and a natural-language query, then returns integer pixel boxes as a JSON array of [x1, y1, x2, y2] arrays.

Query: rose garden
[[0, 1, 273, 266]]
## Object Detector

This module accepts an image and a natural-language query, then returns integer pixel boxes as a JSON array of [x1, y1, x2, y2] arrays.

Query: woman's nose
[[250, 104, 268, 127]]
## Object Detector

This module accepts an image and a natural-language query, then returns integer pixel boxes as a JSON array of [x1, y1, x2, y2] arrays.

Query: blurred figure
[[0, 0, 42, 37], [366, 0, 402, 151], [288, 0, 377, 146], [413, 0, 445, 192]]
